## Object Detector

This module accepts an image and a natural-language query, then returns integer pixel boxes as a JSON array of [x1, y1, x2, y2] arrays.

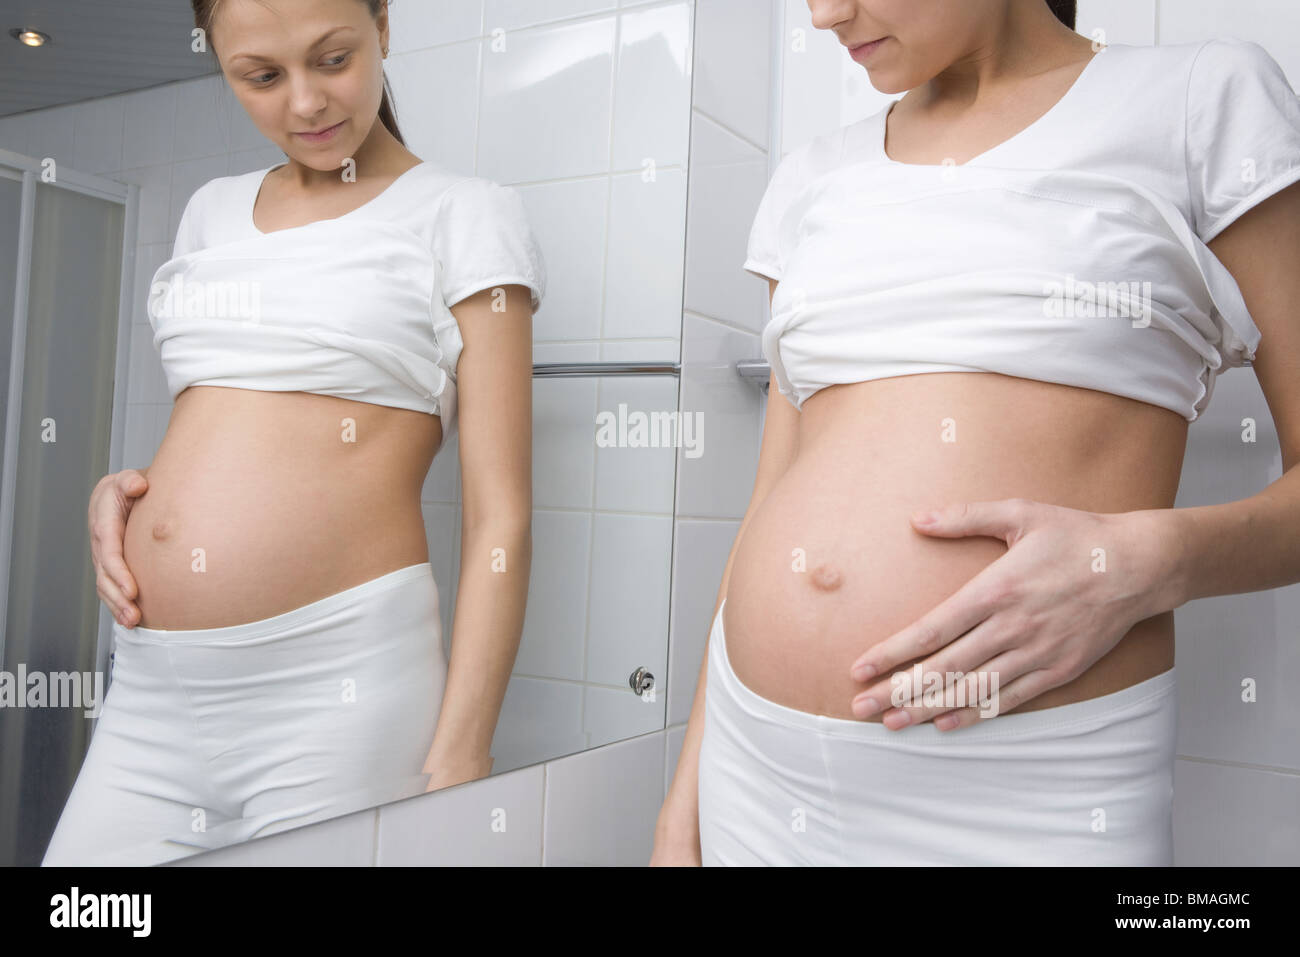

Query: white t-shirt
[[149, 160, 546, 444], [745, 39, 1300, 422]]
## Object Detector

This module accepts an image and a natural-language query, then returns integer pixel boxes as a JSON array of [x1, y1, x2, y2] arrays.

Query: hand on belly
[[844, 499, 1178, 731], [725, 489, 1177, 725]]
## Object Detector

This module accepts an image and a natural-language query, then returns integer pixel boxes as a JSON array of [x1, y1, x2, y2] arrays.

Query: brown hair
[[190, 0, 405, 145], [1045, 0, 1078, 29]]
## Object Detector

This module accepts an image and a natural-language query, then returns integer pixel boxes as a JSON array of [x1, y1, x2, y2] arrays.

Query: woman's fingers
[[89, 469, 149, 625], [95, 567, 138, 627]]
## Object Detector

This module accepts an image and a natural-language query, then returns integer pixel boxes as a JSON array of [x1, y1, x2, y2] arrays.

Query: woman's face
[[806, 0, 1008, 93], [209, 0, 389, 169]]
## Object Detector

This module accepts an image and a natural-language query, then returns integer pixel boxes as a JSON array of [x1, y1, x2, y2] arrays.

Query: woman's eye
[[245, 53, 348, 85]]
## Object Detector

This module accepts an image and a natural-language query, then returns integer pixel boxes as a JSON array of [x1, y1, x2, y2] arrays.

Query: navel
[[810, 562, 843, 592]]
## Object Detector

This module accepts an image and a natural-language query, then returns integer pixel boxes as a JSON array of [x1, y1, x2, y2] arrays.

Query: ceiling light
[[10, 29, 52, 47]]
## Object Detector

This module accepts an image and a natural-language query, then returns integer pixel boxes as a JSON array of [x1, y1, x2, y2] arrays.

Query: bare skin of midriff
[[723, 371, 1186, 721], [123, 386, 442, 629]]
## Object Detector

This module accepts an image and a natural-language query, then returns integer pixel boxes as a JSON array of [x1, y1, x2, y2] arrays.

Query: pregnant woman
[[654, 0, 1300, 865], [42, 0, 543, 865]]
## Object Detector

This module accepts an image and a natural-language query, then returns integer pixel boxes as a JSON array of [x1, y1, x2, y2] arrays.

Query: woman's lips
[[297, 120, 344, 143], [849, 37, 887, 63]]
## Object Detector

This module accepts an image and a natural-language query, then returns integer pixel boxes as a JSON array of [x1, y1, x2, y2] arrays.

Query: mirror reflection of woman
[[42, 0, 543, 865], [655, 0, 1300, 866]]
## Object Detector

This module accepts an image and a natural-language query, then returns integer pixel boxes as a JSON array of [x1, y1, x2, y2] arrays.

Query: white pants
[[698, 599, 1177, 866], [42, 562, 446, 866]]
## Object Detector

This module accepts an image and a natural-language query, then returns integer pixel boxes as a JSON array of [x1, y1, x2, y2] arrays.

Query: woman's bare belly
[[123, 386, 442, 629], [723, 372, 1187, 721]]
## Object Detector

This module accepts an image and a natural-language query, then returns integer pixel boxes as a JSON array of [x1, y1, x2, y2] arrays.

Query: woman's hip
[[698, 599, 1177, 865], [107, 561, 447, 750]]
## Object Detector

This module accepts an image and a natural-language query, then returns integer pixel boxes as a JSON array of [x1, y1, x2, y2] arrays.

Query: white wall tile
[[542, 731, 663, 864], [516, 508, 590, 679], [71, 95, 125, 175], [517, 178, 607, 342], [478, 17, 616, 183], [131, 241, 171, 326], [420, 502, 459, 653], [611, 2, 692, 170], [667, 517, 739, 725], [114, 163, 172, 245], [532, 342, 600, 508], [126, 321, 170, 405], [376, 763, 544, 865], [1174, 760, 1300, 864], [168, 154, 227, 239], [673, 315, 762, 519], [120, 403, 161, 471], [1158, 0, 1300, 83], [171, 76, 231, 162], [585, 688, 663, 747], [491, 675, 586, 772], [682, 114, 770, 329], [603, 168, 688, 340], [121, 85, 178, 170], [586, 512, 673, 685], [1077, 0, 1156, 46], [484, 0, 617, 31], [20, 104, 77, 169], [593, 371, 679, 513], [390, 0, 485, 53], [0, 112, 36, 157], [386, 40, 483, 176], [693, 0, 772, 148]]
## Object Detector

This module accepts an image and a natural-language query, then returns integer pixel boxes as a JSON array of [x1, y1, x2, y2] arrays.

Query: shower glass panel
[[0, 172, 124, 866]]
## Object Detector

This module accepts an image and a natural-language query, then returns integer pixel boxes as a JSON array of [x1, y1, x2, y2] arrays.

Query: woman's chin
[[862, 69, 909, 95]]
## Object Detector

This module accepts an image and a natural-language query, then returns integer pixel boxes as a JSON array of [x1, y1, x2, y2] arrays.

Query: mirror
[[0, 0, 691, 866]]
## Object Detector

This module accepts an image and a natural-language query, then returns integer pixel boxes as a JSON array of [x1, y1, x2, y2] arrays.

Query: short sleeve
[[1186, 38, 1300, 244], [433, 178, 546, 311], [743, 145, 809, 282]]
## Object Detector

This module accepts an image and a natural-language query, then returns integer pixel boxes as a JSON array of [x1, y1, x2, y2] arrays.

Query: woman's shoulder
[[424, 172, 536, 241]]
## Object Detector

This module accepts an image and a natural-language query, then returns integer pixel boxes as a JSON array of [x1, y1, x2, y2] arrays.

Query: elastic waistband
[[710, 598, 1175, 743], [118, 562, 434, 645]]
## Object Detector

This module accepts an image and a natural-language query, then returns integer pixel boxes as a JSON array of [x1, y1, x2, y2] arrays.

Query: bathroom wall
[[771, 0, 1300, 866]]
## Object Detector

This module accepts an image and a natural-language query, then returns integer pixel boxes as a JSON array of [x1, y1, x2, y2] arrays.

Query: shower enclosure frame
[[0, 146, 140, 711]]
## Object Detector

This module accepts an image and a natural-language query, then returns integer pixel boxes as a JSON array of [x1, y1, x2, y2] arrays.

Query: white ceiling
[[0, 0, 218, 117]]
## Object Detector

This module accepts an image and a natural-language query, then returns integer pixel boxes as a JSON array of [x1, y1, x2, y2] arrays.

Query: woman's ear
[[377, 3, 391, 56]]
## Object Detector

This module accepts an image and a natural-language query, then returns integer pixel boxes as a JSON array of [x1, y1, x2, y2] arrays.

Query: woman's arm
[[1163, 180, 1300, 605], [652, 278, 800, 863], [422, 284, 534, 790]]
